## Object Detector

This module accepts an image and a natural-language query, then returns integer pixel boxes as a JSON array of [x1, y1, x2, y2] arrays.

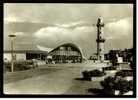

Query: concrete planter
[[36, 60, 46, 66], [123, 91, 133, 95], [91, 76, 105, 81], [115, 90, 133, 95], [115, 90, 120, 95], [105, 70, 117, 74], [123, 76, 133, 81]]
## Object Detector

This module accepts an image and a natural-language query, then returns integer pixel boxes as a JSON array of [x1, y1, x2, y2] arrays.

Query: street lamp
[[8, 34, 16, 72]]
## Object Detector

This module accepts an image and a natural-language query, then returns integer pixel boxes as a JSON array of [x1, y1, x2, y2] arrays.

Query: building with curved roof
[[47, 43, 83, 63]]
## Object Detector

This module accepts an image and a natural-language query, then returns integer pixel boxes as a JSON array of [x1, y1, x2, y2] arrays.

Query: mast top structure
[[8, 34, 16, 37], [97, 17, 104, 27]]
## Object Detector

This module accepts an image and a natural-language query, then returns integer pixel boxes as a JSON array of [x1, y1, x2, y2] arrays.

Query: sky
[[4, 3, 133, 58]]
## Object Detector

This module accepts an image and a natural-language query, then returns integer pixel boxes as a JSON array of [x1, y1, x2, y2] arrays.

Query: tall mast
[[96, 17, 105, 61]]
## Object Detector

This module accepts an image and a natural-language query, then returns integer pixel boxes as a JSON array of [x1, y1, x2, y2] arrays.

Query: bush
[[101, 76, 133, 95], [89, 69, 106, 77], [14, 62, 31, 71], [82, 69, 106, 80], [100, 76, 115, 95], [128, 80, 133, 90], [103, 66, 117, 70], [115, 70, 133, 77], [82, 71, 91, 80], [114, 79, 130, 95], [4, 60, 34, 72], [4, 62, 11, 72], [101, 76, 115, 89]]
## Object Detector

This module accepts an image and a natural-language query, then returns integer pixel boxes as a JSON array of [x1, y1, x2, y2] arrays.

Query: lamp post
[[8, 34, 16, 72]]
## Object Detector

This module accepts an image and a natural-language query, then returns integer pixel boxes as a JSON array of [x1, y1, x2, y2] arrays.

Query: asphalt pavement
[[4, 62, 113, 95]]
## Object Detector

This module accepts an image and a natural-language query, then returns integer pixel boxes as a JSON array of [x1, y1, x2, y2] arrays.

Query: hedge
[[4, 60, 35, 72], [82, 69, 106, 79], [115, 70, 133, 77]]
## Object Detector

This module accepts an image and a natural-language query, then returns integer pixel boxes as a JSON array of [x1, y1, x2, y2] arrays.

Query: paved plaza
[[4, 62, 127, 95]]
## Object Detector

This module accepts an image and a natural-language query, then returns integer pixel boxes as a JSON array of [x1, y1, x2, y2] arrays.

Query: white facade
[[117, 57, 123, 63], [4, 53, 26, 61]]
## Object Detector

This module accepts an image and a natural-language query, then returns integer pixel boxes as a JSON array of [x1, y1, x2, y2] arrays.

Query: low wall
[[36, 60, 46, 66], [104, 70, 118, 74], [91, 76, 105, 81]]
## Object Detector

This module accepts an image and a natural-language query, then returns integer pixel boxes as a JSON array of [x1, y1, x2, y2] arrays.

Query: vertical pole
[[97, 26, 100, 60], [97, 19, 100, 61], [11, 38, 14, 72], [9, 34, 16, 72]]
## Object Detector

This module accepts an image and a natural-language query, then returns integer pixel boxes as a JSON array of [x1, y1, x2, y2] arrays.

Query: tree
[[100, 76, 115, 95], [114, 79, 130, 95]]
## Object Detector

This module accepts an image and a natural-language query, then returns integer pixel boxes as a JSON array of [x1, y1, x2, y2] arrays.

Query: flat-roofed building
[[4, 50, 48, 62]]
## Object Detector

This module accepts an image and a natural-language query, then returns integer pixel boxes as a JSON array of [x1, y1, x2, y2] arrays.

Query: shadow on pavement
[[88, 88, 103, 95], [74, 78, 91, 81]]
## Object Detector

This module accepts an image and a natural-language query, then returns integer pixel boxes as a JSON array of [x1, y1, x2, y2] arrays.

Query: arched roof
[[36, 45, 53, 52], [48, 43, 84, 58]]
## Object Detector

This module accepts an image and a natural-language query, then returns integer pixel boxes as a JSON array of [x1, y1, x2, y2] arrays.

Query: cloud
[[34, 17, 133, 42], [4, 4, 132, 26], [34, 27, 66, 38], [17, 42, 32, 45], [4, 16, 46, 24], [105, 17, 133, 39], [4, 17, 26, 23], [14, 32, 25, 36], [34, 24, 95, 41], [54, 21, 89, 28]]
